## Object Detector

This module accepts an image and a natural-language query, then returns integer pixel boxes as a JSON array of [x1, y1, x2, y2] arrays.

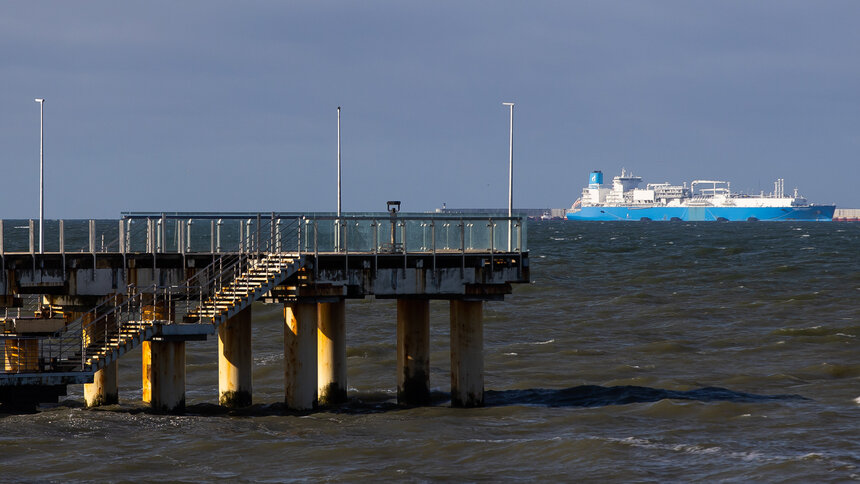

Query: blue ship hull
[[566, 205, 835, 221]]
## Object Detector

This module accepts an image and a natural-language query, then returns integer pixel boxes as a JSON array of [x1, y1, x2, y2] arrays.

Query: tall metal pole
[[502, 102, 514, 251], [337, 106, 341, 217], [35, 98, 45, 254], [336, 106, 342, 251]]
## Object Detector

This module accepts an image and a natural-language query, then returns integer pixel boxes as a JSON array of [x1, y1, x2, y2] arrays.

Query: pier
[[0, 211, 528, 411]]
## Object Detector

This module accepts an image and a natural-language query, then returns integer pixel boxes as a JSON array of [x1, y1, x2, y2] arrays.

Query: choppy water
[[2, 221, 859, 482]]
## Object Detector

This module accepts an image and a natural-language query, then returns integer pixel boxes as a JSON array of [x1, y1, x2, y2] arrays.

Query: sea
[[1, 221, 858, 482]]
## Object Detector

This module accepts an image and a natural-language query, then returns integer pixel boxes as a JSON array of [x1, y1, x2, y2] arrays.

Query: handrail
[[17, 214, 303, 374], [1, 211, 526, 375], [0, 214, 526, 255]]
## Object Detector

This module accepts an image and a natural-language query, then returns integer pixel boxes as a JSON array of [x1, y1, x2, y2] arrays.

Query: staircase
[[184, 253, 303, 325], [45, 252, 304, 375]]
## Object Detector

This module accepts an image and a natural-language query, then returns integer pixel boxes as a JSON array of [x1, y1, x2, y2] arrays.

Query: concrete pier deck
[[1, 212, 528, 410]]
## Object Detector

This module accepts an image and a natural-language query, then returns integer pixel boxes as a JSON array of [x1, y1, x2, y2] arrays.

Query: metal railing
[[1, 212, 527, 375], [2, 216, 301, 374], [0, 213, 527, 255]]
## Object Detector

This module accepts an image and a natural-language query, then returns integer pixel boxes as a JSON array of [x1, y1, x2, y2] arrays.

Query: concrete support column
[[140, 302, 184, 412], [85, 360, 118, 407], [450, 299, 484, 408], [142, 340, 186, 413], [81, 311, 118, 407], [396, 298, 430, 405], [284, 302, 317, 410], [142, 341, 152, 403], [317, 299, 347, 405], [218, 306, 252, 408]]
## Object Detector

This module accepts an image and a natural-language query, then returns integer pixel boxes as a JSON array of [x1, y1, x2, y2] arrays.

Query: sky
[[2, 1, 859, 218]]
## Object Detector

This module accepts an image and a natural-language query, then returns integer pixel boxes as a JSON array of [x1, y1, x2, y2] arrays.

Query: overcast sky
[[2, 1, 859, 218]]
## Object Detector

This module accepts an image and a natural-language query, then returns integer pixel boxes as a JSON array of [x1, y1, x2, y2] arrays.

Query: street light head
[[34, 98, 45, 103], [502, 102, 514, 106]]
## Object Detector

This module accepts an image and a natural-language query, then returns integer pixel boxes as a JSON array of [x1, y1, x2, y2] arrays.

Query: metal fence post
[[125, 219, 132, 253], [489, 219, 494, 267], [119, 219, 125, 254], [89, 220, 96, 254], [296, 218, 302, 254], [160, 213, 166, 253], [431, 220, 436, 272], [216, 219, 222, 253], [29, 219, 35, 254]]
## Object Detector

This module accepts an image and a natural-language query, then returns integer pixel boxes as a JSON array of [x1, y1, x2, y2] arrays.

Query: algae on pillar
[[317, 300, 347, 405], [396, 298, 431, 405], [218, 306, 253, 408], [284, 302, 318, 410], [450, 299, 484, 407]]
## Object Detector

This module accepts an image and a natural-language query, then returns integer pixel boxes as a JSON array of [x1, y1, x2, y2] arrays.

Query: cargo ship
[[566, 170, 835, 221]]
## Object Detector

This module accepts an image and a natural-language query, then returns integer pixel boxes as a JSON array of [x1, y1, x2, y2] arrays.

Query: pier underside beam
[[284, 302, 318, 410], [450, 299, 484, 408], [317, 300, 347, 405], [218, 306, 252, 408], [396, 298, 430, 405]]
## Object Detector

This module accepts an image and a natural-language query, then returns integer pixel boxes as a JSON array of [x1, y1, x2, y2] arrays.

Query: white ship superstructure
[[569, 170, 834, 221]]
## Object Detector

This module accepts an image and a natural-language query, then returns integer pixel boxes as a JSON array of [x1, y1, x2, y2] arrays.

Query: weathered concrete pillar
[[218, 306, 252, 408], [85, 360, 119, 407], [397, 298, 430, 405], [317, 299, 347, 405], [140, 303, 184, 412], [142, 340, 186, 413], [80, 311, 119, 407], [284, 302, 317, 410], [450, 299, 484, 407], [141, 341, 152, 403]]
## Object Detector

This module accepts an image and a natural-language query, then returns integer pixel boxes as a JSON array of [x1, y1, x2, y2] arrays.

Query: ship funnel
[[589, 171, 603, 187]]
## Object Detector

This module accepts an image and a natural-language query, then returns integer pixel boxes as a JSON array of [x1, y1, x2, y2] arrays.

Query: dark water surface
[[2, 222, 858, 481]]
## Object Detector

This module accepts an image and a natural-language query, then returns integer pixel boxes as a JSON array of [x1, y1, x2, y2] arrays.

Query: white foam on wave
[[854, 396, 860, 406], [528, 339, 555, 345]]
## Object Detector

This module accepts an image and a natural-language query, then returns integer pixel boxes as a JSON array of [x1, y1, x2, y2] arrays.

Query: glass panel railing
[[1, 213, 528, 255]]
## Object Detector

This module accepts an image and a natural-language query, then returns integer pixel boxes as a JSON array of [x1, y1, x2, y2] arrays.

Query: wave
[[484, 385, 807, 408]]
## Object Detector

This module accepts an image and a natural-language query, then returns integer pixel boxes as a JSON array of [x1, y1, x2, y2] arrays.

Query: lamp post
[[336, 106, 342, 251], [337, 106, 342, 218], [34, 98, 45, 254], [502, 102, 514, 251]]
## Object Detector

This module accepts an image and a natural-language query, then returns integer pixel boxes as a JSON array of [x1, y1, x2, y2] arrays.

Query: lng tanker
[[566, 170, 835, 222]]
